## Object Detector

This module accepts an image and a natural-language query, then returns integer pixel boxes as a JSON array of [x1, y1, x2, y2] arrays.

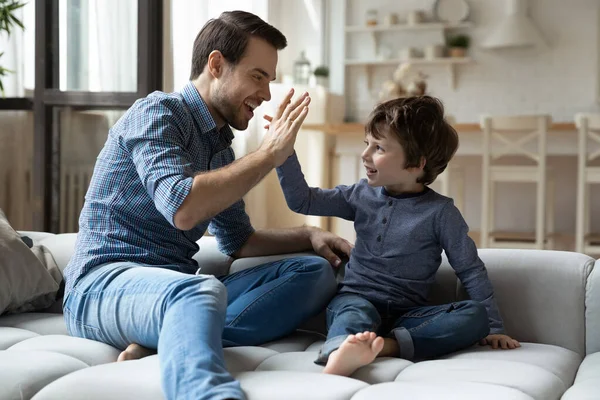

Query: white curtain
[[0, 3, 34, 229]]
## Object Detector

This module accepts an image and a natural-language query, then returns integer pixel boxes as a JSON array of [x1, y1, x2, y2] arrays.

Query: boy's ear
[[418, 157, 426, 170]]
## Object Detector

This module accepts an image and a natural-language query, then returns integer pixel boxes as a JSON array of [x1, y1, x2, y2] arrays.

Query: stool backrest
[[480, 115, 551, 165], [575, 113, 600, 164]]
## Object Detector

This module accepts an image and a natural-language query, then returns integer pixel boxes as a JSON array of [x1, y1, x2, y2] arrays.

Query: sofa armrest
[[587, 260, 600, 355], [453, 249, 594, 356], [192, 236, 235, 277]]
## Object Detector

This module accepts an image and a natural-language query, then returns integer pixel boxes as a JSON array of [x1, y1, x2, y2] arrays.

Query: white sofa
[[1, 232, 599, 400]]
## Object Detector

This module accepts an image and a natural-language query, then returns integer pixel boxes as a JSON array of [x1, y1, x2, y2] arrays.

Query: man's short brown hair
[[190, 11, 287, 80], [365, 96, 459, 185]]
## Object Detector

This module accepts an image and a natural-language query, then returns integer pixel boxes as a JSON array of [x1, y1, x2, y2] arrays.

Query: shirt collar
[[181, 81, 235, 146]]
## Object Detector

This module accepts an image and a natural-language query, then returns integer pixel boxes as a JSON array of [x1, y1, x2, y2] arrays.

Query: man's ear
[[418, 156, 426, 170], [207, 50, 226, 78]]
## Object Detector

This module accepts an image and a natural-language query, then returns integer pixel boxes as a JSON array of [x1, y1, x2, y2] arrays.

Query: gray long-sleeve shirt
[[277, 153, 505, 334]]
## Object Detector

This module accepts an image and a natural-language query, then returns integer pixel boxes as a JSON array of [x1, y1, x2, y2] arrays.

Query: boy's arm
[[276, 152, 357, 221], [437, 201, 506, 334]]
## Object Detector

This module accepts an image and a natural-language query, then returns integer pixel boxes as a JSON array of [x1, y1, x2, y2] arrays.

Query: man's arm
[[174, 90, 311, 230], [174, 150, 272, 230], [233, 227, 353, 267]]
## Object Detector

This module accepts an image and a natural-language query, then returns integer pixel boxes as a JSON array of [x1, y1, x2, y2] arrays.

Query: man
[[63, 10, 351, 400]]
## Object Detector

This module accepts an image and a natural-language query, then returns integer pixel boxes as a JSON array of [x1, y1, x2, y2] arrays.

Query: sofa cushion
[[0, 350, 88, 400], [0, 327, 39, 349], [233, 371, 368, 400], [31, 356, 164, 400], [0, 313, 68, 335], [396, 359, 565, 400], [37, 233, 78, 274], [441, 343, 582, 389], [0, 211, 62, 314], [256, 352, 413, 384], [455, 249, 594, 356], [8, 335, 120, 366], [350, 381, 535, 400]]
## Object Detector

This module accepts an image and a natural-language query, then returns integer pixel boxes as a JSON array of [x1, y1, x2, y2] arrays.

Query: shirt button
[[382, 218, 387, 224], [377, 235, 382, 242], [388, 200, 393, 206]]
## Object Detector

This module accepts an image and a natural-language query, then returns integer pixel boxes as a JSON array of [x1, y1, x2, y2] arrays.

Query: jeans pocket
[[63, 306, 104, 342]]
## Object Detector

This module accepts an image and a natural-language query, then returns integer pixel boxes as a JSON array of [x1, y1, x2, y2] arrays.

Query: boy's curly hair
[[365, 96, 459, 185]]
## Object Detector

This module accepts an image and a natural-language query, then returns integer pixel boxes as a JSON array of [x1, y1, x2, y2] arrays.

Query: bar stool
[[480, 115, 555, 249], [575, 113, 600, 255]]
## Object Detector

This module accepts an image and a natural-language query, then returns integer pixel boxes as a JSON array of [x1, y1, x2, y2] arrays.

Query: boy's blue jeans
[[316, 293, 490, 364], [63, 256, 336, 400]]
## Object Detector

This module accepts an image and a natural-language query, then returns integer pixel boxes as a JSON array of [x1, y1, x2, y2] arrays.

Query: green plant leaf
[[0, 0, 26, 94]]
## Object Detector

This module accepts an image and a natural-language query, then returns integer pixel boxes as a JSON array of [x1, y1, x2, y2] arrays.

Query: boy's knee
[[460, 300, 490, 338]]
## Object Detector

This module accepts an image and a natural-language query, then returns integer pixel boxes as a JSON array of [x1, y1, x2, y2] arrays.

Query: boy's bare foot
[[323, 331, 384, 376], [117, 343, 156, 362]]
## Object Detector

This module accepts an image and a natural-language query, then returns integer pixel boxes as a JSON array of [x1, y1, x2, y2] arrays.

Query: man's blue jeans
[[63, 256, 336, 400], [316, 293, 490, 364]]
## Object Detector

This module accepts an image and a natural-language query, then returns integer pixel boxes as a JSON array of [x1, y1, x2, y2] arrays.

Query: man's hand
[[308, 227, 353, 267], [479, 334, 521, 350], [259, 88, 311, 168]]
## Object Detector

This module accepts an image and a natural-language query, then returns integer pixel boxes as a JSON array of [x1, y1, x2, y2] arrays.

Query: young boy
[[275, 96, 520, 377]]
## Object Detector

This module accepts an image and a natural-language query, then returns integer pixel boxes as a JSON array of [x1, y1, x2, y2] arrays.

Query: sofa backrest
[[452, 249, 595, 357], [587, 260, 600, 354], [29, 232, 598, 356]]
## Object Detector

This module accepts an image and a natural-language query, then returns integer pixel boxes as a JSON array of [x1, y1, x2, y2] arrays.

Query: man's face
[[213, 37, 277, 130]]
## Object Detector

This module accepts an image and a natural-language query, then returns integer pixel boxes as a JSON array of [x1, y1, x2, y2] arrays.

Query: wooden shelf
[[345, 22, 473, 33], [344, 20, 473, 90], [345, 57, 473, 90], [344, 57, 472, 66]]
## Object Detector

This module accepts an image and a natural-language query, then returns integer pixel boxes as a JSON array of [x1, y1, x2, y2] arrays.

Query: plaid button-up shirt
[[63, 82, 254, 295]]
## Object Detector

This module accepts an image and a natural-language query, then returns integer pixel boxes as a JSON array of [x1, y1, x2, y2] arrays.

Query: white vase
[[315, 76, 329, 88]]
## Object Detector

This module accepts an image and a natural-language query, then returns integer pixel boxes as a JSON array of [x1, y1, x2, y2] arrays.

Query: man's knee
[[308, 256, 337, 295], [168, 275, 228, 312]]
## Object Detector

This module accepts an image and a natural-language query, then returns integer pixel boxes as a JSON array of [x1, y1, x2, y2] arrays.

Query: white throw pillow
[[0, 209, 62, 314]]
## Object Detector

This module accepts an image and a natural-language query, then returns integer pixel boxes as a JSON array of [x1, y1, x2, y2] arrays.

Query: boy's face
[[361, 128, 424, 195], [212, 37, 277, 130]]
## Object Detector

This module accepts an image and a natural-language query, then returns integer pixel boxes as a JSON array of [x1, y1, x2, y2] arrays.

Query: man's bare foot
[[117, 343, 156, 362], [323, 331, 384, 376]]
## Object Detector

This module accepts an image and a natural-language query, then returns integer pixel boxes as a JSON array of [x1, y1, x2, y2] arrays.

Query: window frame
[[0, 0, 163, 232]]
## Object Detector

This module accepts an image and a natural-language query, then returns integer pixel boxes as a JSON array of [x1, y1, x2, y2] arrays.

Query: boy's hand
[[479, 334, 521, 349]]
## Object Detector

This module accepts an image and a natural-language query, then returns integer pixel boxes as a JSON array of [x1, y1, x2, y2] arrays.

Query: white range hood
[[482, 0, 547, 49]]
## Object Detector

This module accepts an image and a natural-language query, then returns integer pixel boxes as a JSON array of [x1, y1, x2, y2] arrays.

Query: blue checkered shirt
[[63, 82, 255, 295]]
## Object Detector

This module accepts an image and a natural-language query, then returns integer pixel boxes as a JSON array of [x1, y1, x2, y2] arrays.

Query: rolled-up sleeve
[[122, 97, 194, 227], [208, 199, 255, 256]]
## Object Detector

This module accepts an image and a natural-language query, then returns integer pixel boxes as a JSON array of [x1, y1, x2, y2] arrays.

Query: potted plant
[[0, 0, 26, 96], [313, 65, 329, 87], [446, 34, 470, 58]]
